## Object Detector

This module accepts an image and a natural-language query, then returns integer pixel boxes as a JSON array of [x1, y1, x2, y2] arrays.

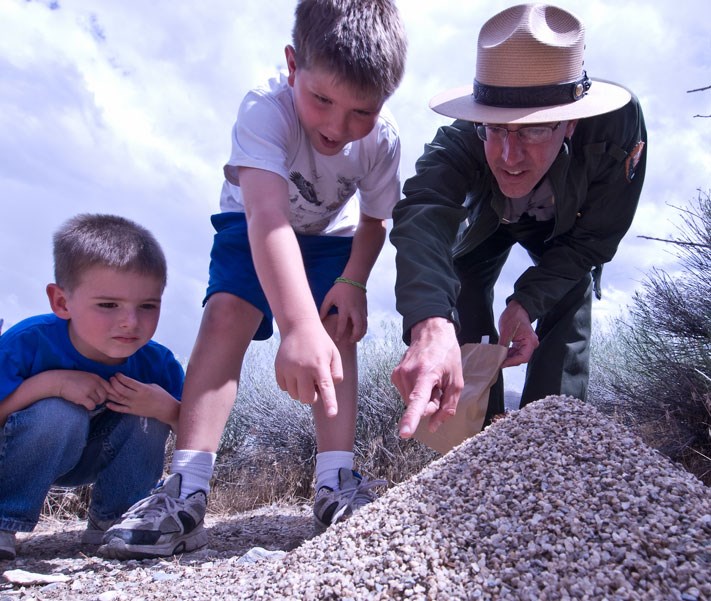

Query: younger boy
[[0, 214, 184, 560], [100, 0, 407, 559]]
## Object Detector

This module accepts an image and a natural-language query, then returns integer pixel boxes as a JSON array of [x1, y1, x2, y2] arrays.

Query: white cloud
[[1, 0, 709, 371]]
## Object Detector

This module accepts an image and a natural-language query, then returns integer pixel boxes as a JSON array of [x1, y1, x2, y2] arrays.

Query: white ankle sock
[[315, 451, 354, 491], [170, 450, 216, 498]]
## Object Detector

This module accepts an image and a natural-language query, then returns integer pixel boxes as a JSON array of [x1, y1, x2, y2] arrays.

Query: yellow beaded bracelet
[[334, 276, 367, 292]]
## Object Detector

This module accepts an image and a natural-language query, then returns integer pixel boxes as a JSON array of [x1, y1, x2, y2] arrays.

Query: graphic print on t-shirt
[[289, 170, 361, 234]]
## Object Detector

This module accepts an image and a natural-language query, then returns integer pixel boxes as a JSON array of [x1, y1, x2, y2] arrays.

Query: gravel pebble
[[2, 396, 709, 600]]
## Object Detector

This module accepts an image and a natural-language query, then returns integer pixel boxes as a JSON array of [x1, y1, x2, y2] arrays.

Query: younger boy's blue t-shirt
[[0, 314, 184, 403]]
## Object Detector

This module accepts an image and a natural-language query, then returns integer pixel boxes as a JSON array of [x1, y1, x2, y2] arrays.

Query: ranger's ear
[[565, 119, 579, 139]]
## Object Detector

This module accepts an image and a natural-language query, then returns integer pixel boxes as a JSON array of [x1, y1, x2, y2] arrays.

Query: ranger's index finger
[[398, 377, 440, 438]]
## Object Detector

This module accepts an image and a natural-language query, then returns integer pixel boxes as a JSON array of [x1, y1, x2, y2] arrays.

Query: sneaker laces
[[332, 475, 386, 523], [119, 491, 181, 522]]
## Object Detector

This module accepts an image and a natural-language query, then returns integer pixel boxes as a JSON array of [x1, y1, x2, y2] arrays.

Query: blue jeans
[[0, 397, 169, 532]]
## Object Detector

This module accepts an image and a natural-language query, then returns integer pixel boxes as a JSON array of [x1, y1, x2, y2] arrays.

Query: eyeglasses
[[475, 122, 562, 145]]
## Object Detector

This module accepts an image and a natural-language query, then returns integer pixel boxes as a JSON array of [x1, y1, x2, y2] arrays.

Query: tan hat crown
[[428, 3, 631, 123], [476, 4, 585, 87]]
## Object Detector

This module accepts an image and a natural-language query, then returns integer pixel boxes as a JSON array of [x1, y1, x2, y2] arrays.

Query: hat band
[[473, 72, 591, 109]]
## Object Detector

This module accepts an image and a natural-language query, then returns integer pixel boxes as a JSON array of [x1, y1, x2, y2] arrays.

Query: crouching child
[[0, 214, 184, 560]]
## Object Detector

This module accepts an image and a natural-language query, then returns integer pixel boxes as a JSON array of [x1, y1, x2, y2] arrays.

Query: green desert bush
[[212, 321, 438, 512], [589, 191, 711, 484], [212, 339, 317, 510]]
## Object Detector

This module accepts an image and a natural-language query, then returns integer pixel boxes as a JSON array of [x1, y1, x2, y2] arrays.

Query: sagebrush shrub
[[589, 191, 711, 484]]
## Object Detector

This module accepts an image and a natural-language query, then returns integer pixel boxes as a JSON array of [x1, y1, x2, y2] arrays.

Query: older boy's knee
[[203, 292, 260, 334]]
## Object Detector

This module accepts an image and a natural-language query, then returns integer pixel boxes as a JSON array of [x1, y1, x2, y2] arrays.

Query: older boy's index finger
[[317, 376, 338, 417], [319, 346, 343, 417]]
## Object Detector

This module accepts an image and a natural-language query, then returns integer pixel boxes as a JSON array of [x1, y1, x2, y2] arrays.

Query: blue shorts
[[204, 212, 353, 340]]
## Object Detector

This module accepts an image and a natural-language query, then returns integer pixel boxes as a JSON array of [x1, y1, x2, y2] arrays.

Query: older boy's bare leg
[[176, 292, 262, 452], [312, 314, 357, 489], [311, 316, 384, 530], [312, 314, 357, 453]]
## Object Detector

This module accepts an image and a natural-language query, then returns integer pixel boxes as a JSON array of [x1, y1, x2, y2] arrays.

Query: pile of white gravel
[[2, 395, 709, 600], [231, 396, 710, 600]]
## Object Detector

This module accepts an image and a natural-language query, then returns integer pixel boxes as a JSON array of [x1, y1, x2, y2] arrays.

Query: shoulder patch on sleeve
[[625, 140, 645, 183]]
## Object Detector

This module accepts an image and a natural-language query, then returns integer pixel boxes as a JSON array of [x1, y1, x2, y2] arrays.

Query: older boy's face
[[483, 120, 577, 198], [285, 46, 383, 156], [47, 266, 163, 365]]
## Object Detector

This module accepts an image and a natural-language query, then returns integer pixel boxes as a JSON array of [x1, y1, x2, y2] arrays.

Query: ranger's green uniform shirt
[[391, 97, 647, 342]]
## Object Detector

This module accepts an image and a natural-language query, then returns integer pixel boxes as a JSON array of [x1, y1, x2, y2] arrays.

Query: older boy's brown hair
[[53, 214, 167, 291], [292, 0, 407, 100]]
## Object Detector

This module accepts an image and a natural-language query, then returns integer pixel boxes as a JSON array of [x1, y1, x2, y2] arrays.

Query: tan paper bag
[[413, 342, 507, 454]]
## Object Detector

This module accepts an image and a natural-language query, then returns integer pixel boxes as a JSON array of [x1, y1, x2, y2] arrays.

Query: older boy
[[101, 0, 407, 559], [0, 214, 183, 560]]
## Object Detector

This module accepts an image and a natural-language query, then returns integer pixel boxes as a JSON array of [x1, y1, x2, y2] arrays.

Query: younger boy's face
[[47, 266, 163, 365], [285, 46, 384, 156]]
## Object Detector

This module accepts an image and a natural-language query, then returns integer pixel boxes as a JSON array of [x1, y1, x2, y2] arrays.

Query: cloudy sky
[[1, 0, 709, 392]]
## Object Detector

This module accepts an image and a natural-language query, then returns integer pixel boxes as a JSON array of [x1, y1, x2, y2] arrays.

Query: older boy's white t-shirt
[[219, 73, 401, 236]]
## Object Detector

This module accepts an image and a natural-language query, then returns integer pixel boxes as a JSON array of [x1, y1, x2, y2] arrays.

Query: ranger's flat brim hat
[[430, 3, 632, 124]]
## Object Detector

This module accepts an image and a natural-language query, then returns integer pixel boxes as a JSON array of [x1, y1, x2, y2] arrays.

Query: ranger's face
[[483, 120, 577, 198]]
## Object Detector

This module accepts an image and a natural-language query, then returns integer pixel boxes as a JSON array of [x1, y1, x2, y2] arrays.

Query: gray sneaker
[[81, 516, 118, 545], [313, 468, 386, 532], [98, 473, 208, 559], [0, 530, 16, 561]]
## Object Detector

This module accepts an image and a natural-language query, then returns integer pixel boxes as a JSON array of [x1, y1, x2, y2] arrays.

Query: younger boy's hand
[[319, 282, 367, 343], [275, 319, 343, 416], [56, 370, 112, 411], [106, 372, 180, 430]]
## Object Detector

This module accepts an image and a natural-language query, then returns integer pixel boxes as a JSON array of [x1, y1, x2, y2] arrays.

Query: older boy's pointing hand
[[275, 319, 343, 416]]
